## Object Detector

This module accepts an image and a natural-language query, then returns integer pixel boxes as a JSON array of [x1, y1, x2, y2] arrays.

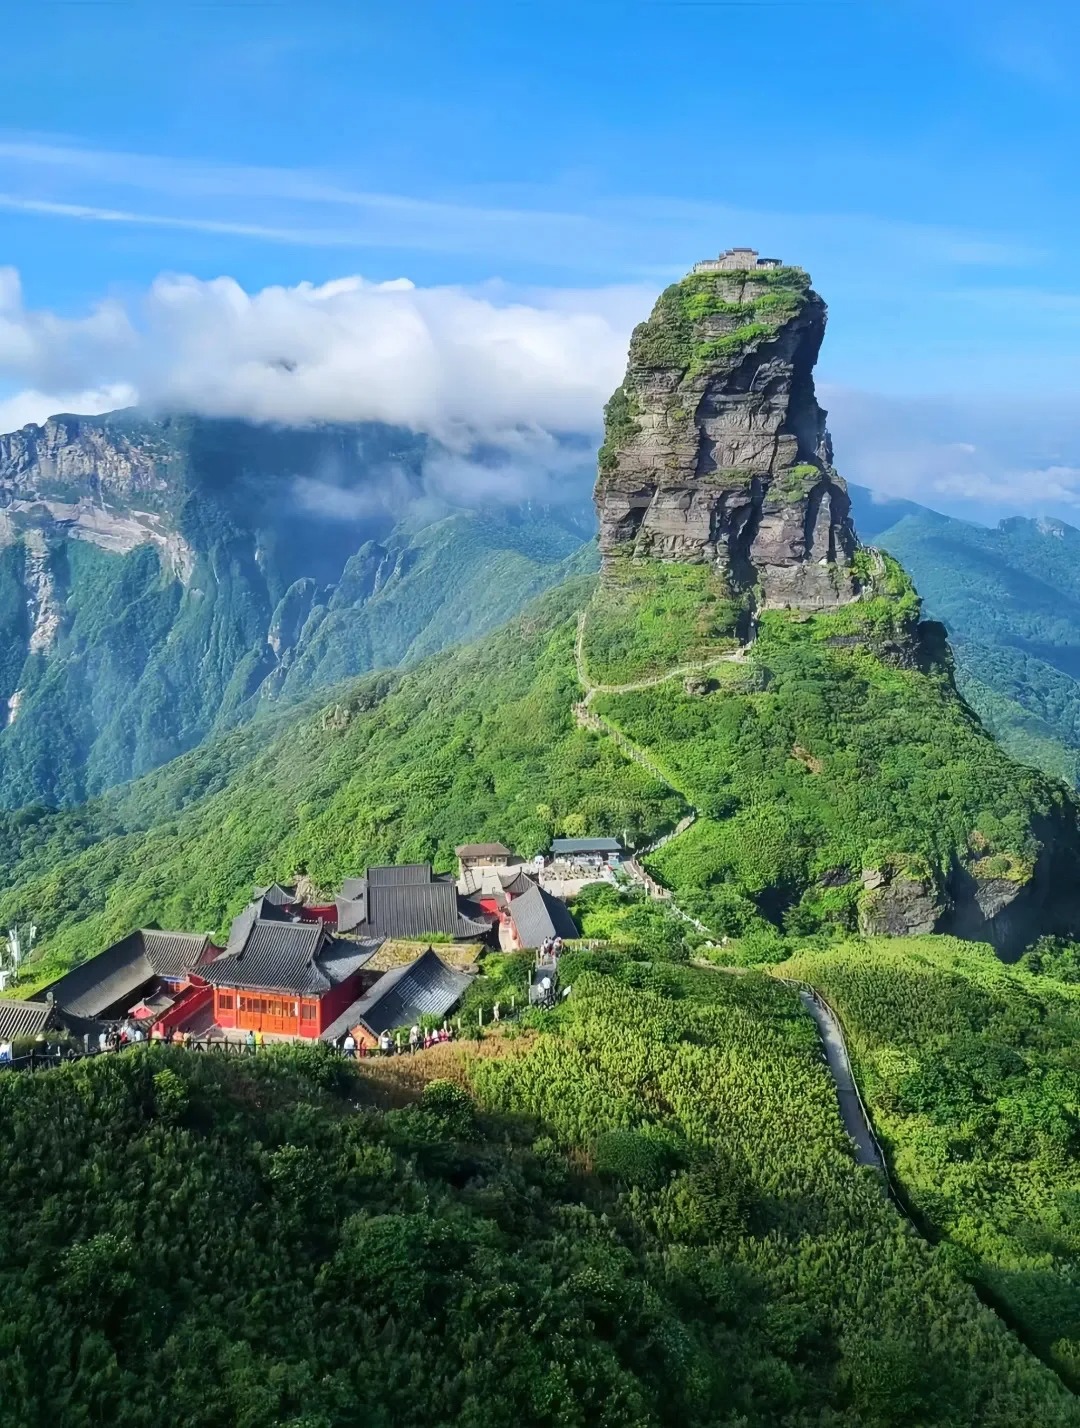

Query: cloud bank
[[824, 386, 1080, 523], [0, 267, 645, 443], [5, 264, 1080, 525]]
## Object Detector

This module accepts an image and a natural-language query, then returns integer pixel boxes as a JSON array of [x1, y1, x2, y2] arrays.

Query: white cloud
[[825, 385, 1080, 520], [0, 267, 644, 441], [8, 258, 1080, 527], [0, 382, 135, 434]]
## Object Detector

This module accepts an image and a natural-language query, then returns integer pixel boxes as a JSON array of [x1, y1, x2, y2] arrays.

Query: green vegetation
[[772, 462, 822, 504], [587, 576, 1078, 940], [0, 578, 686, 984], [5, 551, 1078, 987], [851, 486, 1080, 786], [597, 385, 641, 474], [2, 953, 1077, 1426], [570, 881, 694, 960], [780, 936, 1080, 1388], [685, 323, 775, 378], [628, 268, 810, 381], [0, 413, 595, 810], [580, 561, 741, 685]]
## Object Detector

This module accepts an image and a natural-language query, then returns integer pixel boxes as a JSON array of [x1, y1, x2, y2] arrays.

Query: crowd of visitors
[[337, 1022, 457, 1058]]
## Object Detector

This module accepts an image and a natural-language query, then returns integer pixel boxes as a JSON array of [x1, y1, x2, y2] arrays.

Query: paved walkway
[[796, 987, 885, 1172]]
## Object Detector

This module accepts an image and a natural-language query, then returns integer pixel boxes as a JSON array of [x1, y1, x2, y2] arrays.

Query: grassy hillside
[[1, 577, 683, 983], [849, 488, 1080, 786], [586, 561, 1078, 949], [5, 551, 1080, 983], [780, 935, 1080, 1386], [2, 951, 1077, 1427]]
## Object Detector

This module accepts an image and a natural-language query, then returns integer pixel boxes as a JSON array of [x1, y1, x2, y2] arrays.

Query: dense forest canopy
[[781, 935, 1080, 1388], [2, 951, 1077, 1428]]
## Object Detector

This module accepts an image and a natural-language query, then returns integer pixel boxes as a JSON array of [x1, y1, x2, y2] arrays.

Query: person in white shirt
[[342, 1032, 356, 1059]]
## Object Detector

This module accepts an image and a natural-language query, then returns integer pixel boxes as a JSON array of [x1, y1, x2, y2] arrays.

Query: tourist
[[0, 1040, 11, 1064], [438, 1025, 449, 1044], [493, 1001, 501, 1023], [343, 1031, 356, 1059], [255, 1029, 265, 1051], [379, 1030, 392, 1057], [423, 1028, 433, 1050], [552, 936, 563, 957], [97, 1030, 108, 1054], [409, 1023, 420, 1054], [244, 1029, 255, 1054]]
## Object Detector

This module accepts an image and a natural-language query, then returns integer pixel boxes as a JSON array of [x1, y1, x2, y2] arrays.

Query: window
[[300, 1003, 316, 1021], [219, 993, 234, 1010]]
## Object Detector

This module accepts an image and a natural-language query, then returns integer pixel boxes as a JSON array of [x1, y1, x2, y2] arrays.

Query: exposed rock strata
[[595, 262, 859, 609], [0, 415, 195, 581]]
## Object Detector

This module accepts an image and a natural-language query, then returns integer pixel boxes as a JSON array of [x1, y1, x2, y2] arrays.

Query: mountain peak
[[593, 257, 860, 611]]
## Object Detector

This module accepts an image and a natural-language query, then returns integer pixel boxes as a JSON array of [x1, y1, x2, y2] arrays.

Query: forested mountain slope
[[3, 956, 1078, 1428], [781, 935, 1080, 1389], [850, 486, 1080, 785], [8, 257, 1080, 980], [0, 409, 593, 807]]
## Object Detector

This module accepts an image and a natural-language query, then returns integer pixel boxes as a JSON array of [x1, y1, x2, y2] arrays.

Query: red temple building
[[201, 916, 382, 1037]]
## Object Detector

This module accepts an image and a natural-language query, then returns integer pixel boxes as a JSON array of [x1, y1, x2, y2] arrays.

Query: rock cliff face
[[595, 259, 859, 609]]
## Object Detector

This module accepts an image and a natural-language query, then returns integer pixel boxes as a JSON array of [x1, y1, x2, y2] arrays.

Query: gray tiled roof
[[500, 869, 536, 897], [253, 883, 297, 906], [337, 867, 489, 940], [143, 930, 212, 978], [363, 881, 490, 940], [202, 919, 381, 995], [0, 998, 55, 1040], [455, 843, 513, 858], [226, 900, 292, 955], [335, 897, 368, 933], [202, 920, 327, 993], [320, 948, 474, 1041], [36, 930, 210, 1019], [509, 884, 578, 948], [319, 938, 383, 984], [551, 837, 623, 856], [367, 863, 433, 886]]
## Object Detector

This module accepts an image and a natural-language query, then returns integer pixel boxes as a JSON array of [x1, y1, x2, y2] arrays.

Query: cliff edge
[[595, 250, 859, 611]]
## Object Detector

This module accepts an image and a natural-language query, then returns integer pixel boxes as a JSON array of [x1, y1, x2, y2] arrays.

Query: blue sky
[[4, 0, 1080, 521]]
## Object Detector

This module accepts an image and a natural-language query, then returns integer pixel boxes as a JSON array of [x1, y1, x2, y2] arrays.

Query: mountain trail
[[573, 609, 747, 706], [571, 609, 720, 937]]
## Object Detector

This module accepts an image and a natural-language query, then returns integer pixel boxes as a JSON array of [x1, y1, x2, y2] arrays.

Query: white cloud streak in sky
[[0, 133, 1045, 275]]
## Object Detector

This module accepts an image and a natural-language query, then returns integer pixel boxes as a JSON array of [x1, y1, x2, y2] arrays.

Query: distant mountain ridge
[[850, 485, 1080, 785], [0, 409, 595, 807]]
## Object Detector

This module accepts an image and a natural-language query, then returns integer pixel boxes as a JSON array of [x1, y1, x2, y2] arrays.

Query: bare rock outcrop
[[594, 255, 859, 610], [0, 414, 194, 580]]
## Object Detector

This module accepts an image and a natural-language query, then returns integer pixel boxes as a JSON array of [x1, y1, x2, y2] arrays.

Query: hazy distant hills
[[0, 409, 595, 807]]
